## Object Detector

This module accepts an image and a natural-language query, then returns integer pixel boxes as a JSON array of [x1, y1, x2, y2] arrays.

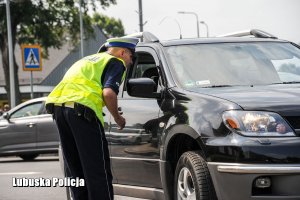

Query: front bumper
[[207, 162, 300, 200]]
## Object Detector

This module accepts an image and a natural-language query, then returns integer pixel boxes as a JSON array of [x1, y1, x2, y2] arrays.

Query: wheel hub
[[177, 167, 196, 200]]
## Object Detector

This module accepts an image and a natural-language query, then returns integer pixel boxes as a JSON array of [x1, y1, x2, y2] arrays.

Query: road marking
[[0, 172, 42, 176]]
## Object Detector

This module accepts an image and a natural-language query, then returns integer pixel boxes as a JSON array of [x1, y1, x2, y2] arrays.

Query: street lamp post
[[79, 0, 84, 58], [159, 16, 182, 39], [5, 0, 16, 107], [138, 0, 143, 32], [200, 21, 209, 37], [178, 11, 199, 38]]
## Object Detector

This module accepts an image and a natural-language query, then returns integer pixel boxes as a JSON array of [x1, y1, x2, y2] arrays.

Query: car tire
[[19, 154, 39, 161], [174, 151, 217, 200]]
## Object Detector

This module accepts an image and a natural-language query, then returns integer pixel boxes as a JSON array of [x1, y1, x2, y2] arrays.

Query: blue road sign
[[21, 45, 42, 71]]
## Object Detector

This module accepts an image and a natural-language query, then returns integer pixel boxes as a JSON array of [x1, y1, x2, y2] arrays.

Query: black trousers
[[54, 106, 113, 200]]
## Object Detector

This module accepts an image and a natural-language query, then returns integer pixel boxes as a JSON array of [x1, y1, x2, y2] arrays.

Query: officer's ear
[[120, 48, 126, 57]]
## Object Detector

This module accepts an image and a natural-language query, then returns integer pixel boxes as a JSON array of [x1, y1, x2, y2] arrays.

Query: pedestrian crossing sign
[[21, 44, 42, 71]]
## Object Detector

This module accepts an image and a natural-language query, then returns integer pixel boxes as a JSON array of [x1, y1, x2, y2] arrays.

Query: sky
[[97, 0, 300, 43]]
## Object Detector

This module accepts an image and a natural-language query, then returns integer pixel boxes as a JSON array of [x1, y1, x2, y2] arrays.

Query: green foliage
[[92, 13, 125, 37], [0, 0, 119, 104], [0, 0, 116, 57]]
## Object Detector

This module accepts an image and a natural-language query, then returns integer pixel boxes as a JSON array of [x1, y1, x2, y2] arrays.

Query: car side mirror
[[2, 112, 10, 120], [127, 78, 160, 98]]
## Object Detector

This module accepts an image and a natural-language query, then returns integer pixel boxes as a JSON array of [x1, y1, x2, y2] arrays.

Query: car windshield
[[165, 42, 300, 88]]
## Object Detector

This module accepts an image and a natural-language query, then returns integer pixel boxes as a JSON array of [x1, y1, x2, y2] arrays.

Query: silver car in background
[[0, 97, 59, 160]]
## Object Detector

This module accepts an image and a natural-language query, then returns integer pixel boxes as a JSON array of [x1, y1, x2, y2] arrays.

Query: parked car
[[0, 97, 59, 160], [63, 29, 300, 200]]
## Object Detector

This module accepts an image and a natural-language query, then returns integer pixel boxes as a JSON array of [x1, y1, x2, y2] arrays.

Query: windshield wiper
[[272, 81, 300, 85], [202, 85, 233, 88], [281, 81, 300, 84]]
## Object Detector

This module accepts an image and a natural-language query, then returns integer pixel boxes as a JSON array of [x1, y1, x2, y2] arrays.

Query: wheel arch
[[160, 124, 207, 200], [162, 124, 206, 161]]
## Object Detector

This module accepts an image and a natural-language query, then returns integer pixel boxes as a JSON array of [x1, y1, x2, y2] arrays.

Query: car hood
[[194, 84, 300, 115]]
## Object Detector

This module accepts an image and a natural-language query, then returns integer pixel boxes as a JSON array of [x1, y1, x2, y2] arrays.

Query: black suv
[[66, 30, 300, 200]]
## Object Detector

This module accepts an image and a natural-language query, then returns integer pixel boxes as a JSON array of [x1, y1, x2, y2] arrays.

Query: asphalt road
[[0, 155, 147, 200]]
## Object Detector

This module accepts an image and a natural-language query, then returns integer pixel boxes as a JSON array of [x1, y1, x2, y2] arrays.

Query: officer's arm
[[102, 88, 125, 129]]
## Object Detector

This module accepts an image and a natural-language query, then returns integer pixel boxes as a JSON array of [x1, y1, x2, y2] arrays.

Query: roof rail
[[123, 32, 159, 43], [217, 29, 277, 39]]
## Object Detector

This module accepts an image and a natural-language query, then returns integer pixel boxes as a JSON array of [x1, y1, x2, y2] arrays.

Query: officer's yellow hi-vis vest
[[46, 52, 126, 126]]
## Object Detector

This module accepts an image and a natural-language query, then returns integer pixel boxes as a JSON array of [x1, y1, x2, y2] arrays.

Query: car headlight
[[222, 111, 295, 137]]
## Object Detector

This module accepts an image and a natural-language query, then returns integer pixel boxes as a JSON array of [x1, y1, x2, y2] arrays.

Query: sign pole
[[30, 71, 33, 99]]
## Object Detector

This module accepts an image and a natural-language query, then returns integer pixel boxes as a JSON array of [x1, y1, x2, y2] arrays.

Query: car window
[[130, 52, 158, 79], [132, 63, 157, 78], [10, 102, 44, 119], [122, 52, 160, 94], [39, 102, 48, 114]]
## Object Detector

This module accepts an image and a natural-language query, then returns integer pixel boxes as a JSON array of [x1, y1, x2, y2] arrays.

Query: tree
[[92, 13, 125, 37], [0, 0, 118, 105]]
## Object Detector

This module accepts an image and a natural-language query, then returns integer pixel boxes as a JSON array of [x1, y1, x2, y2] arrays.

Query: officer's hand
[[114, 115, 126, 130]]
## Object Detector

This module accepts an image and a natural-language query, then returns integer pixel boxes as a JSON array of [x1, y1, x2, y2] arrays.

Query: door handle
[[26, 122, 36, 128]]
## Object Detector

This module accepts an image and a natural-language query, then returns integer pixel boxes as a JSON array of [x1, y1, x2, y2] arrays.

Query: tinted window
[[130, 52, 157, 79], [123, 52, 159, 93]]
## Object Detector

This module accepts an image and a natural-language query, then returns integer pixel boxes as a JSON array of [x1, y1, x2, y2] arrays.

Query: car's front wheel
[[174, 151, 217, 200]]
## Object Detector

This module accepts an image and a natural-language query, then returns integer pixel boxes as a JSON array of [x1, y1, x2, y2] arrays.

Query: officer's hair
[[107, 47, 127, 57]]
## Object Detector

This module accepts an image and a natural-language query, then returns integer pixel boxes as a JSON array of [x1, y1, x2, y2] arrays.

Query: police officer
[[46, 37, 139, 200]]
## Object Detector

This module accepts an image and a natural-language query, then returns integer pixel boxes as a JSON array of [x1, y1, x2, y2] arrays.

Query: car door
[[109, 48, 163, 188], [0, 101, 44, 154], [35, 101, 60, 150]]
